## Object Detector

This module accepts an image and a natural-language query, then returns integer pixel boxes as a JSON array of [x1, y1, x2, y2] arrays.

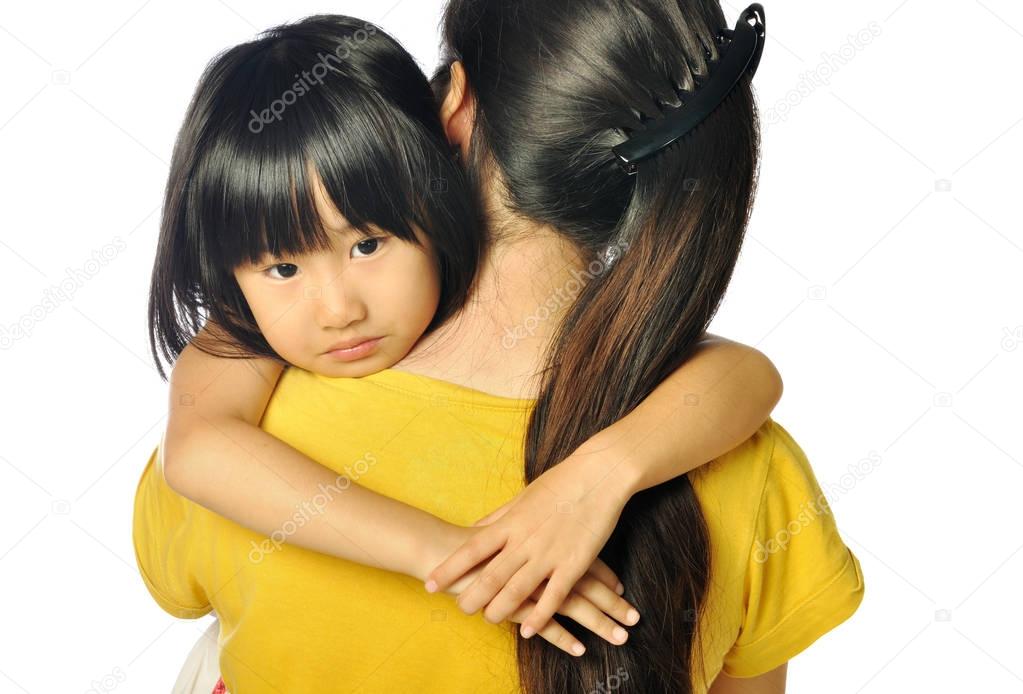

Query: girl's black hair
[[435, 1, 761, 692], [148, 14, 484, 379]]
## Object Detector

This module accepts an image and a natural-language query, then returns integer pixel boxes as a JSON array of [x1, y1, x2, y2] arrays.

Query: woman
[[137, 1, 864, 692]]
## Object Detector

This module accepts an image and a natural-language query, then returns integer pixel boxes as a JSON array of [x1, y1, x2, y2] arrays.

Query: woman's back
[[134, 366, 863, 693]]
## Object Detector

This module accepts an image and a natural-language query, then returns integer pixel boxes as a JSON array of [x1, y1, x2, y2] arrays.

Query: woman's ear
[[439, 61, 475, 159]]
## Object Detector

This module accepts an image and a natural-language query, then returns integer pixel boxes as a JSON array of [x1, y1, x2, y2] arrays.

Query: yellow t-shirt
[[133, 367, 864, 692]]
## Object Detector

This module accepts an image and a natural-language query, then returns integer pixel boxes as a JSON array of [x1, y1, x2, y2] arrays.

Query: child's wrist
[[568, 432, 642, 506], [414, 517, 465, 583]]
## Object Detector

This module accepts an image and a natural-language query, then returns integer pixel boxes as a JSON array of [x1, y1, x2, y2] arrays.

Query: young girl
[[141, 14, 783, 690]]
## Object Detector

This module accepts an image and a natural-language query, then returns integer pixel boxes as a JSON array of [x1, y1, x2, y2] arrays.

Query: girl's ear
[[439, 61, 475, 159]]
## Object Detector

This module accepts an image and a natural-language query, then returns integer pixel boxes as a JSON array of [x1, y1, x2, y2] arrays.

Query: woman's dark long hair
[[435, 1, 761, 691], [148, 15, 485, 379]]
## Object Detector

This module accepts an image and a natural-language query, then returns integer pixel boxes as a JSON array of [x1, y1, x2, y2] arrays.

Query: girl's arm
[[424, 334, 783, 633], [572, 332, 784, 495], [162, 325, 641, 656], [161, 330, 453, 581]]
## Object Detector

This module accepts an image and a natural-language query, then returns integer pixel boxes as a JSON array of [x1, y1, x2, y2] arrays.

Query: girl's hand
[[424, 448, 639, 640], [444, 556, 638, 657]]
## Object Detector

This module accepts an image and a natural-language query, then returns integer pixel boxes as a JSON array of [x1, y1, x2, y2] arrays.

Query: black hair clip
[[612, 3, 766, 175]]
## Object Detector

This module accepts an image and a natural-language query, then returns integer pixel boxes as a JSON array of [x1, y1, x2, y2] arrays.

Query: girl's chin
[[314, 349, 396, 379]]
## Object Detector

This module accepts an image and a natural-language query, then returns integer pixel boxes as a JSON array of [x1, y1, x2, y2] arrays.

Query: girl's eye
[[265, 263, 299, 280], [352, 237, 385, 259]]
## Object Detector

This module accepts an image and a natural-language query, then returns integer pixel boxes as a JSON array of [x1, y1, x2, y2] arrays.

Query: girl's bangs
[[193, 62, 428, 270]]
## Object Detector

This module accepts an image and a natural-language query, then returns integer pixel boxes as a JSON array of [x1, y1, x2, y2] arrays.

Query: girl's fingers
[[585, 558, 625, 595], [481, 562, 550, 625], [425, 529, 505, 594], [520, 571, 640, 643], [509, 600, 587, 657], [568, 573, 641, 629], [519, 568, 576, 639], [455, 551, 528, 616], [552, 592, 631, 647], [510, 591, 631, 652]]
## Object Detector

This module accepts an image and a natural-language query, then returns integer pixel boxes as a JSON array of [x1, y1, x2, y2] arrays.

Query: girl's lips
[[324, 337, 382, 362]]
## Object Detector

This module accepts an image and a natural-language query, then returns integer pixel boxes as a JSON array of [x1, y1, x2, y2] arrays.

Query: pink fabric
[[211, 678, 226, 694]]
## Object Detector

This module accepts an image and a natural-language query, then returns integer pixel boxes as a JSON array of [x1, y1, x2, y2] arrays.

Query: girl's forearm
[[163, 332, 460, 582], [572, 335, 783, 500], [161, 416, 455, 582]]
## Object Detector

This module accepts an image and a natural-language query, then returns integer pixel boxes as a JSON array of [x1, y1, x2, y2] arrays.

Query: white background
[[1, 0, 1021, 691]]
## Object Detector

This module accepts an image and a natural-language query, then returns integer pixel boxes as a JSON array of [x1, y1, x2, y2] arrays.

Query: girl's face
[[233, 181, 441, 378]]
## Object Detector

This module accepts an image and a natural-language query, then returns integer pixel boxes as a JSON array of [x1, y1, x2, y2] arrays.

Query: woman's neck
[[397, 222, 586, 401]]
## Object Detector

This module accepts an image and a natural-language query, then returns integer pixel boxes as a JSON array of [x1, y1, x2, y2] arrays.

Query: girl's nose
[[313, 273, 366, 328]]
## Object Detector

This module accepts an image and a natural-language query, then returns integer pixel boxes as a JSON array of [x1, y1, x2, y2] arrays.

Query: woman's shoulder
[[690, 418, 865, 678], [689, 417, 825, 515], [688, 417, 779, 515], [688, 416, 848, 581]]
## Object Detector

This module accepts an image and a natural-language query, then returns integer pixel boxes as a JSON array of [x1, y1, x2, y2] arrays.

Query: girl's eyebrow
[[250, 252, 283, 266], [315, 215, 354, 235], [331, 223, 378, 239], [251, 220, 368, 266]]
